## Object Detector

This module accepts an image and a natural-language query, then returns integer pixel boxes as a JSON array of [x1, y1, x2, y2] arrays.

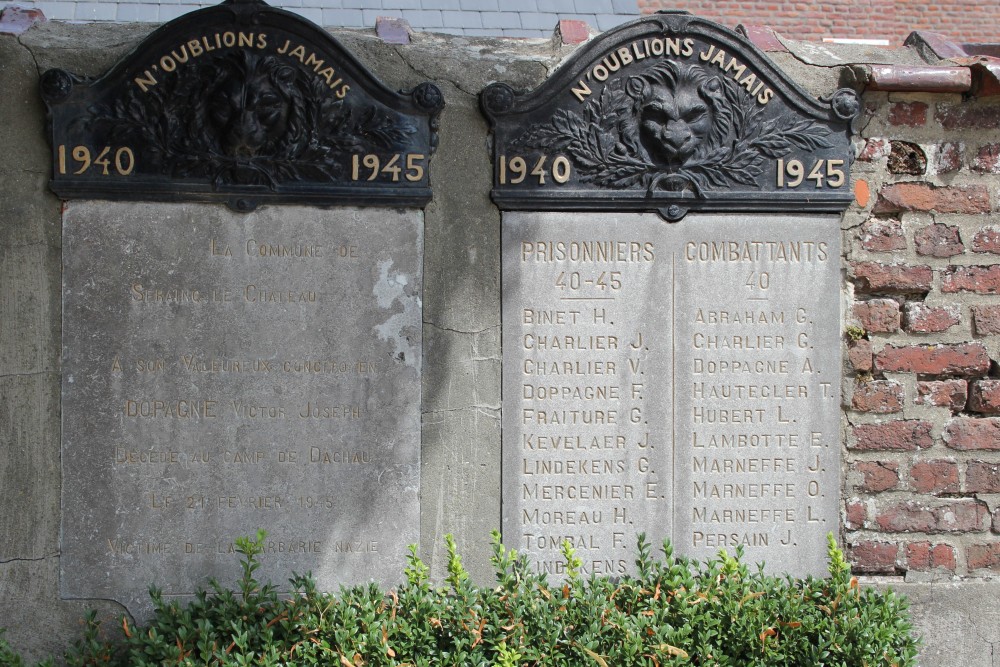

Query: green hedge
[[2, 532, 917, 666]]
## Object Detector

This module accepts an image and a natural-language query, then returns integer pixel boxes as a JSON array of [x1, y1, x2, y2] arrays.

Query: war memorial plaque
[[44, 0, 443, 615], [484, 12, 856, 576], [62, 203, 422, 612], [502, 213, 674, 578]]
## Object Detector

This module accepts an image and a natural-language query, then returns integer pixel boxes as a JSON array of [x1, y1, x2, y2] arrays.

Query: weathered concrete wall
[[0, 27, 131, 662], [1, 19, 999, 665]]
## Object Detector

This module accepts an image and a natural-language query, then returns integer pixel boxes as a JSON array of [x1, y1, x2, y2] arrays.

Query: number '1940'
[[57, 145, 135, 176], [498, 154, 572, 185]]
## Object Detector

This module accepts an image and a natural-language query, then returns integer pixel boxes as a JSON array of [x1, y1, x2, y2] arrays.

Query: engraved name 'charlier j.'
[[523, 334, 618, 350]]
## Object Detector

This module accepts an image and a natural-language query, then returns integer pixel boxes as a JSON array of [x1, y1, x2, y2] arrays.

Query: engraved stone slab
[[61, 201, 421, 617], [503, 212, 673, 577], [502, 212, 840, 577], [672, 214, 841, 574]]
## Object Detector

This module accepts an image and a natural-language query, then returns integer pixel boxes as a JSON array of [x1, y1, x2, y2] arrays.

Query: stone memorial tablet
[[502, 213, 840, 576], [45, 0, 442, 617], [502, 214, 673, 578], [61, 202, 422, 615], [672, 217, 840, 572], [485, 13, 856, 576]]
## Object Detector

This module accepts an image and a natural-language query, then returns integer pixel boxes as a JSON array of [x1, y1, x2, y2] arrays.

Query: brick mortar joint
[[845, 532, 975, 544]]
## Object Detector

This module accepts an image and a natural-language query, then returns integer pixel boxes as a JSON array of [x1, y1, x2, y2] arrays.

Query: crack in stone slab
[[425, 321, 500, 336], [0, 370, 58, 380], [391, 46, 478, 97], [0, 552, 58, 564], [423, 406, 500, 417]]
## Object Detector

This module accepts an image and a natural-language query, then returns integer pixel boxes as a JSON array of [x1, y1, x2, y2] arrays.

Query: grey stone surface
[[0, 37, 62, 250], [778, 35, 930, 68], [501, 29, 543, 37], [0, 233, 61, 379], [886, 580, 1000, 667], [671, 214, 842, 576], [61, 202, 422, 618], [0, 373, 61, 560], [19, 21, 152, 75], [0, 29, 125, 665], [0, 558, 123, 664], [416, 77, 503, 575], [328, 26, 551, 580], [762, 51, 847, 99], [502, 213, 841, 577]]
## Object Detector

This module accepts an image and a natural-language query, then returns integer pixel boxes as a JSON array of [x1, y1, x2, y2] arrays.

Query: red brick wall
[[845, 93, 1000, 576], [637, 1, 1000, 45]]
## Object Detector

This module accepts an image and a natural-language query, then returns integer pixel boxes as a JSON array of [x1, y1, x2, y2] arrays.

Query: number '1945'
[[351, 153, 425, 182], [776, 159, 845, 188]]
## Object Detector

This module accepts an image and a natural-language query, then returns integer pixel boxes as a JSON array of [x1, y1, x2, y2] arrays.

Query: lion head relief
[[623, 62, 728, 171], [195, 52, 307, 159]]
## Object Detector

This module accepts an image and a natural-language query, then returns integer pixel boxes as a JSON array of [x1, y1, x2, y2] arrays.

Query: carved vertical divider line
[[671, 249, 677, 549]]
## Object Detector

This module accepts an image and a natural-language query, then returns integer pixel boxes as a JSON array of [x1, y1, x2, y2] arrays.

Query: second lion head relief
[[509, 55, 833, 197]]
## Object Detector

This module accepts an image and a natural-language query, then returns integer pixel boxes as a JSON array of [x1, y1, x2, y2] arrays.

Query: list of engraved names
[[503, 214, 675, 577], [502, 213, 840, 577], [674, 227, 840, 574]]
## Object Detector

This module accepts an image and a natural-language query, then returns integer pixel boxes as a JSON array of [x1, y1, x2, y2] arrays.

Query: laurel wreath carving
[[511, 62, 834, 196]]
